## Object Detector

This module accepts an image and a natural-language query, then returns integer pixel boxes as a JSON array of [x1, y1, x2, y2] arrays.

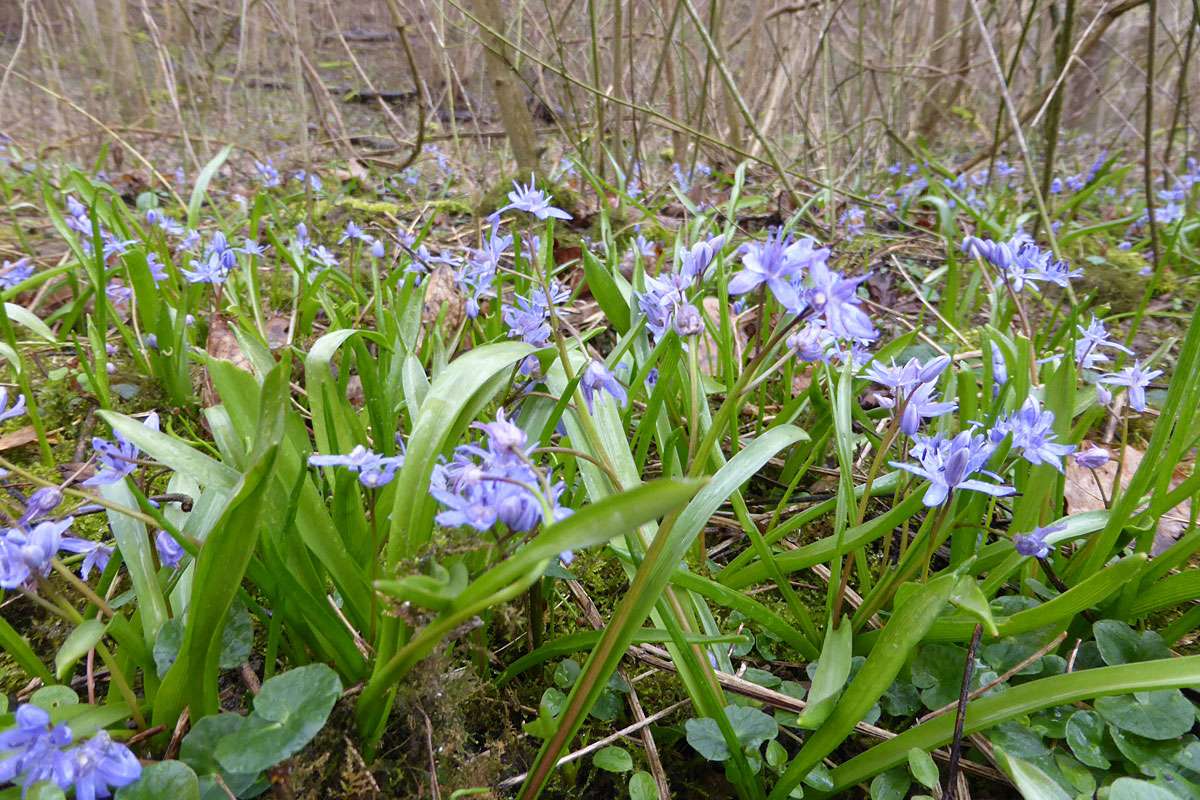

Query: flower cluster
[[0, 704, 141, 797], [504, 281, 569, 350], [990, 395, 1075, 471], [961, 234, 1082, 292], [308, 444, 405, 489], [635, 235, 724, 340], [84, 412, 158, 487], [865, 355, 956, 436], [181, 232, 238, 284], [892, 430, 1014, 507], [0, 258, 34, 290], [65, 196, 137, 260], [728, 230, 876, 342], [431, 410, 570, 534]]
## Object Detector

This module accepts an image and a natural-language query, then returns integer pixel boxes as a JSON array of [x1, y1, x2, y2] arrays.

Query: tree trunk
[[472, 0, 541, 176]]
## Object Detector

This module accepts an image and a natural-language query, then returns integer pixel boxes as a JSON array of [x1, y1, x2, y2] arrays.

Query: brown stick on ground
[[945, 624, 984, 800]]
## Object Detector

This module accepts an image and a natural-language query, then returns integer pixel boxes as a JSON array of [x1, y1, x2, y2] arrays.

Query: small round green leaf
[[593, 745, 633, 773], [1065, 711, 1111, 769], [115, 761, 200, 800], [628, 770, 658, 800], [685, 717, 729, 761], [907, 747, 939, 789], [869, 767, 911, 800], [1109, 778, 1179, 800], [213, 664, 342, 774], [1095, 690, 1194, 740]]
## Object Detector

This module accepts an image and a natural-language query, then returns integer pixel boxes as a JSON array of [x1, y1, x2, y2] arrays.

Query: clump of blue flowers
[[0, 703, 141, 798], [431, 410, 570, 535]]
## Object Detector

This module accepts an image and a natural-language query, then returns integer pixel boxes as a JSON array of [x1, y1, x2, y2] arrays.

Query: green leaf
[[115, 761, 201, 800], [30, 685, 78, 713], [25, 784, 66, 800], [215, 664, 343, 774], [1093, 620, 1171, 666], [728, 705, 778, 749], [686, 716, 730, 761], [907, 748, 939, 789], [628, 771, 658, 800], [554, 659, 581, 689], [770, 572, 959, 800], [1064, 710, 1110, 769], [153, 359, 289, 728], [218, 599, 253, 669], [582, 248, 631, 333], [869, 767, 911, 800], [1095, 690, 1195, 740], [795, 618, 852, 729], [766, 739, 788, 771], [187, 144, 232, 227], [100, 479, 169, 644], [154, 619, 184, 679], [179, 714, 260, 797], [949, 577, 999, 637], [994, 747, 1072, 800], [1109, 778, 1179, 800], [593, 746, 634, 773], [55, 619, 107, 681], [826, 655, 1200, 793]]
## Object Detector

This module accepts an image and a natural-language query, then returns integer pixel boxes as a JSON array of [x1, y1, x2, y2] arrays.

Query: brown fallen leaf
[[1064, 444, 1193, 555], [420, 265, 465, 340], [695, 296, 750, 378], [201, 315, 254, 407], [0, 426, 42, 451]]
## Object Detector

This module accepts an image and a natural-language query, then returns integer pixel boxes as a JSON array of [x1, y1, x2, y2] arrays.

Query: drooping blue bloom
[[370, 239, 386, 259], [891, 430, 1013, 507], [1075, 315, 1132, 370], [803, 259, 877, 341], [1049, 177, 1063, 194], [672, 303, 705, 337], [0, 258, 34, 289], [254, 158, 281, 187], [145, 252, 168, 283], [431, 410, 569, 533], [0, 704, 74, 792], [1073, 446, 1110, 470], [19, 487, 62, 526], [105, 280, 132, 306], [962, 234, 1080, 292], [839, 206, 866, 239], [1013, 523, 1067, 559], [863, 355, 951, 395], [0, 388, 26, 424], [292, 170, 322, 191], [679, 234, 726, 282], [339, 221, 371, 245], [882, 381, 958, 436], [991, 395, 1075, 471], [0, 517, 79, 588], [67, 729, 143, 800], [786, 322, 834, 363], [866, 356, 954, 435], [58, 538, 112, 580], [308, 444, 404, 488], [580, 361, 627, 410], [294, 222, 311, 249], [1098, 361, 1163, 413], [499, 175, 572, 220], [637, 271, 692, 340], [83, 412, 158, 487], [989, 342, 1008, 397], [1065, 174, 1086, 192], [155, 530, 185, 569], [309, 245, 339, 271], [729, 229, 826, 310]]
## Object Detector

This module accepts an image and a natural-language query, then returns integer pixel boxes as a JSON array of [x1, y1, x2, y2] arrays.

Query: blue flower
[[839, 206, 866, 238], [145, 253, 168, 283], [891, 431, 1013, 507], [58, 538, 112, 580], [1073, 446, 1110, 470], [0, 517, 78, 588], [309, 245, 339, 271], [728, 229, 825, 310], [0, 258, 34, 289], [254, 158, 281, 187], [370, 239, 386, 259], [804, 259, 877, 341], [308, 444, 404, 488], [499, 175, 571, 220], [866, 356, 955, 435], [672, 303, 705, 337], [992, 395, 1075, 471], [1075, 315, 1132, 370], [0, 704, 74, 792], [637, 271, 692, 340], [679, 234, 726, 282], [339, 221, 372, 245], [786, 322, 834, 362], [1098, 361, 1163, 413], [105, 280, 132, 306], [68, 729, 143, 800], [503, 281, 567, 348], [19, 487, 62, 526], [431, 410, 569, 533], [155, 530, 186, 569], [1013, 523, 1066, 559], [580, 361, 627, 410], [0, 388, 26, 424], [84, 413, 157, 487], [181, 233, 236, 284]]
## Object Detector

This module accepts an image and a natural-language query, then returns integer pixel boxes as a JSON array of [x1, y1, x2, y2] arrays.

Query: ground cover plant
[[1, 4, 1200, 788]]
